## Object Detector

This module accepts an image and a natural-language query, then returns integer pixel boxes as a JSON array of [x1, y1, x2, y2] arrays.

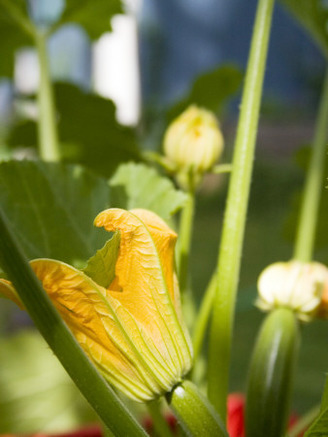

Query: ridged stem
[[293, 68, 328, 262], [208, 0, 275, 419], [177, 191, 195, 294], [35, 31, 60, 161]]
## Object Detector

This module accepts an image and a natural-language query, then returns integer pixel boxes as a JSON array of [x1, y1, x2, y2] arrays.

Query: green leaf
[[320, 376, 328, 411], [0, 330, 95, 433], [109, 162, 187, 221], [167, 64, 243, 122], [55, 0, 124, 38], [0, 0, 33, 77], [0, 160, 110, 266], [83, 230, 120, 287], [280, 0, 328, 58], [9, 82, 141, 176], [305, 376, 328, 435], [305, 408, 328, 436]]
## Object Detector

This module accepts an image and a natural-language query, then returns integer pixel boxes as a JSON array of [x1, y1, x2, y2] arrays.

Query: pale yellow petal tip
[[257, 260, 328, 321], [94, 208, 177, 242], [0, 279, 24, 309]]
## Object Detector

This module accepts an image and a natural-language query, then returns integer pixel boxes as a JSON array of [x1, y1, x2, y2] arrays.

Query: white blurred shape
[[15, 49, 39, 94], [93, 8, 141, 126]]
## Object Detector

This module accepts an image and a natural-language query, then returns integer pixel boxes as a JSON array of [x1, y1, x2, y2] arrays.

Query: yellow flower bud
[[256, 260, 328, 321], [0, 209, 193, 402], [163, 105, 224, 189]]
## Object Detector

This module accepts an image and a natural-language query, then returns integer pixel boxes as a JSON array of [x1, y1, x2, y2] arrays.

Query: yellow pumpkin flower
[[163, 105, 224, 190], [0, 208, 193, 402]]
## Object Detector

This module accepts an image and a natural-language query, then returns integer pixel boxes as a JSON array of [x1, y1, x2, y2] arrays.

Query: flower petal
[[0, 279, 23, 308], [12, 259, 174, 401], [94, 209, 192, 379]]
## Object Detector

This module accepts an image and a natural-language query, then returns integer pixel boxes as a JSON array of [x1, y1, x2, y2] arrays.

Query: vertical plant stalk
[[208, 0, 275, 418], [166, 381, 228, 437], [192, 271, 217, 364], [147, 400, 174, 437], [1, 0, 35, 37], [177, 191, 195, 294], [34, 31, 60, 161], [293, 69, 328, 262], [0, 208, 147, 437]]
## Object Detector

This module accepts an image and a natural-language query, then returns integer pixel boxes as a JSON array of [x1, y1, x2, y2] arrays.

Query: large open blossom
[[0, 208, 193, 402]]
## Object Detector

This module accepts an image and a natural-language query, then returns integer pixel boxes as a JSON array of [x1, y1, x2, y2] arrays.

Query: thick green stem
[[0, 208, 146, 437], [35, 31, 60, 161], [178, 192, 195, 294], [208, 0, 275, 418], [166, 381, 228, 437], [147, 400, 174, 437], [293, 68, 328, 262]]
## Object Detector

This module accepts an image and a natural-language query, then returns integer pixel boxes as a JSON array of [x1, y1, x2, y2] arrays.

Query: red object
[[227, 393, 245, 437], [226, 393, 305, 437], [142, 412, 178, 436]]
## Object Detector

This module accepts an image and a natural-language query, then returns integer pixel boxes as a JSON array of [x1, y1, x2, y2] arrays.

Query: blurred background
[[0, 0, 328, 432]]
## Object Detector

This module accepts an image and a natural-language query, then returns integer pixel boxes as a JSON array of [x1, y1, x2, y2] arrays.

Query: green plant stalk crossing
[[166, 381, 228, 437], [0, 0, 35, 37], [207, 0, 275, 419], [293, 68, 328, 262], [178, 191, 195, 294], [147, 400, 174, 437], [0, 208, 147, 437], [35, 31, 60, 161], [192, 271, 217, 364]]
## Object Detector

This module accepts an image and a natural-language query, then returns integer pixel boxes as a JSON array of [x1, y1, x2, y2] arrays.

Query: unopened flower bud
[[256, 260, 328, 321], [163, 105, 224, 189]]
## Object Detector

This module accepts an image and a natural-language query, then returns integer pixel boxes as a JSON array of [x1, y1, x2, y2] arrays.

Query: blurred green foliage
[[167, 65, 243, 122], [0, 0, 123, 78], [110, 162, 187, 221], [0, 0, 31, 76], [0, 161, 110, 266], [55, 0, 123, 37], [280, 0, 328, 59], [0, 330, 96, 433], [8, 83, 141, 177]]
